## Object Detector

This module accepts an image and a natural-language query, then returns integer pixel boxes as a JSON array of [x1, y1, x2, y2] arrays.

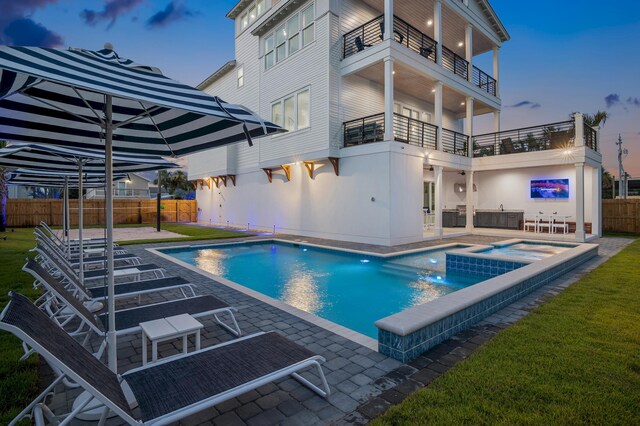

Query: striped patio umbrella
[[0, 44, 280, 372], [8, 168, 129, 187]]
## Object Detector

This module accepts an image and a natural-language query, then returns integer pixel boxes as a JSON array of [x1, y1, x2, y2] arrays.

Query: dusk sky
[[2, 0, 638, 176]]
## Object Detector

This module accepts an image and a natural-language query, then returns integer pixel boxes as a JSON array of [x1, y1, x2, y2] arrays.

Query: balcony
[[343, 113, 472, 157], [343, 14, 497, 97], [85, 188, 151, 199], [472, 120, 576, 157]]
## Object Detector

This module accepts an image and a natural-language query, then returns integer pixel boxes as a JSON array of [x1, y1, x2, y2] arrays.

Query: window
[[264, 35, 275, 69], [238, 0, 266, 32], [287, 16, 300, 55], [263, 2, 314, 70], [237, 66, 244, 88], [301, 4, 314, 47], [271, 88, 310, 132]]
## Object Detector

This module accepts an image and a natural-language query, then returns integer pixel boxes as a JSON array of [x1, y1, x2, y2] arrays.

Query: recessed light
[[427, 19, 433, 26], [392, 70, 396, 75], [458, 42, 464, 47], [461, 101, 465, 105], [431, 89, 436, 93]]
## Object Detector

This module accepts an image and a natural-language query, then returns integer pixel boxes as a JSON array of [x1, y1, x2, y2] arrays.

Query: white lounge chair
[[1, 292, 330, 426], [35, 232, 139, 268]]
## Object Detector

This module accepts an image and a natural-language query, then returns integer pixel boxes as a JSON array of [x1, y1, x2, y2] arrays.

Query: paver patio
[[44, 235, 632, 425]]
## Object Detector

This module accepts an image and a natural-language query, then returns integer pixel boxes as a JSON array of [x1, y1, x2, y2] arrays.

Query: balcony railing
[[343, 15, 497, 97], [472, 120, 575, 157], [472, 65, 496, 96], [343, 112, 437, 149], [584, 123, 597, 151], [441, 45, 468, 80], [86, 188, 151, 198], [343, 14, 437, 63], [441, 128, 468, 155]]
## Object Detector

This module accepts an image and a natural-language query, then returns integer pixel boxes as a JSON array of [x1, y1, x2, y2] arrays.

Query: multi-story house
[[189, 0, 602, 245]]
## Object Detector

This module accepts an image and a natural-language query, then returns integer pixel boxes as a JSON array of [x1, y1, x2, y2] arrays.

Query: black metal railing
[[343, 14, 438, 63], [472, 120, 575, 157], [472, 65, 496, 96], [441, 45, 468, 80], [343, 113, 385, 146], [343, 15, 384, 58], [393, 113, 438, 149], [441, 128, 468, 156], [584, 123, 597, 151], [343, 112, 437, 149]]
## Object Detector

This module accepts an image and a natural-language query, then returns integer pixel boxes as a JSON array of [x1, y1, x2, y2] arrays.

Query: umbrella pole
[[78, 162, 84, 284], [105, 95, 117, 372], [64, 177, 70, 258]]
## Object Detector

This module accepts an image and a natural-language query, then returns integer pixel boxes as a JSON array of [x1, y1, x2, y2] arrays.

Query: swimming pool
[[160, 241, 483, 338], [479, 242, 573, 260]]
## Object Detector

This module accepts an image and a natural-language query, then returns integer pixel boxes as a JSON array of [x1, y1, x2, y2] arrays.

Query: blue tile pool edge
[[376, 243, 599, 362]]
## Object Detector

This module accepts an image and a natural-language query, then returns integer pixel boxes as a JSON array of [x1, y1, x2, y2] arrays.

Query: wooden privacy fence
[[602, 199, 640, 233], [6, 199, 197, 228]]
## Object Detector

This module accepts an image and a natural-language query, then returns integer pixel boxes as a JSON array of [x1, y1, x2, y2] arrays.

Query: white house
[[189, 0, 602, 245], [85, 173, 151, 199]]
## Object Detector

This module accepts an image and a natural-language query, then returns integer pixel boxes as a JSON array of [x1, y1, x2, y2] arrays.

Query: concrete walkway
[[66, 227, 184, 242], [44, 235, 633, 425]]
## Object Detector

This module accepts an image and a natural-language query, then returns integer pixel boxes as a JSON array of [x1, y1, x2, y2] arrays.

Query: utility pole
[[616, 134, 628, 199]]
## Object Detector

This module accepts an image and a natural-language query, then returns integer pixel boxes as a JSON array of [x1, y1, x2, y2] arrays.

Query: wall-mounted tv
[[530, 179, 569, 199]]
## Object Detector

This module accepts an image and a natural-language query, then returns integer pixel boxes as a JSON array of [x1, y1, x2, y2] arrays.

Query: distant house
[[614, 178, 640, 197], [85, 173, 151, 199], [7, 185, 32, 199]]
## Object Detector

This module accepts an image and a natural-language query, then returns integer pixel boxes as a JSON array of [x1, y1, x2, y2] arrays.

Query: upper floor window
[[264, 3, 314, 70], [271, 88, 310, 132], [237, 66, 244, 88], [240, 0, 266, 31]]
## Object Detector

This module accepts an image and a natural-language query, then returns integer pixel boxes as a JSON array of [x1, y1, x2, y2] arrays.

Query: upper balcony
[[472, 119, 598, 158], [342, 10, 497, 97]]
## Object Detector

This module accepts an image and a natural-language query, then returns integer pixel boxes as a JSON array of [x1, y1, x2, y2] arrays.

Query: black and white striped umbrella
[[0, 46, 283, 156], [0, 143, 179, 173], [7, 168, 129, 187], [0, 44, 282, 373]]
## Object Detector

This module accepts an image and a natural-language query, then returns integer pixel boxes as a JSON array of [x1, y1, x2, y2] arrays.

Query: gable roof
[[478, 0, 510, 42], [197, 60, 237, 90]]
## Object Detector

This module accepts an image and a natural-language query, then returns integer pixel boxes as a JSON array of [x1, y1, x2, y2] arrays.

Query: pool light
[[429, 258, 437, 264], [436, 275, 442, 280], [360, 259, 370, 263]]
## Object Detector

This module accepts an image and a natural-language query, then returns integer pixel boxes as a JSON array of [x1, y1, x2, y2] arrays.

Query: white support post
[[465, 97, 474, 157], [493, 46, 499, 97], [434, 81, 443, 150], [466, 171, 474, 231], [434, 0, 442, 66], [384, 0, 393, 41], [493, 111, 500, 133], [384, 57, 395, 141], [595, 165, 602, 237], [434, 165, 443, 239], [575, 163, 585, 242], [465, 24, 473, 82], [574, 112, 584, 147]]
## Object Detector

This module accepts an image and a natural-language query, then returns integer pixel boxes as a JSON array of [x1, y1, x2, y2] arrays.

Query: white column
[[465, 24, 473, 82], [465, 97, 474, 157], [595, 165, 602, 237], [434, 0, 442, 66], [384, 0, 393, 41], [493, 46, 499, 97], [384, 57, 395, 141], [493, 111, 500, 132], [466, 171, 474, 231], [575, 163, 585, 242], [434, 81, 443, 150], [574, 112, 584, 147], [434, 165, 443, 239]]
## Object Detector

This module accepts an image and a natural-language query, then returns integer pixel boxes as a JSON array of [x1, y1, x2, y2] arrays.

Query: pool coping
[[375, 240, 598, 336], [146, 238, 478, 352]]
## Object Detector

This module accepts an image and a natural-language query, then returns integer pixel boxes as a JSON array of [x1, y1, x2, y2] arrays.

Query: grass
[[375, 238, 640, 425], [0, 229, 41, 425], [0, 223, 247, 424], [116, 223, 251, 245]]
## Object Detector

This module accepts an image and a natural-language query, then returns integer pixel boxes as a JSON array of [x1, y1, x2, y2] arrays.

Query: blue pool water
[[161, 242, 484, 338], [480, 242, 572, 260]]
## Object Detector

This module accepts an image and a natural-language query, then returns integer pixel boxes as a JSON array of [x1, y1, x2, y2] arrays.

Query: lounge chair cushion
[[124, 332, 316, 422], [87, 276, 190, 299]]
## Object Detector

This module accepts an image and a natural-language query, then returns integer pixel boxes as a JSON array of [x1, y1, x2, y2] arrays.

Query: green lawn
[[0, 223, 247, 424], [0, 229, 41, 425], [375, 238, 640, 425]]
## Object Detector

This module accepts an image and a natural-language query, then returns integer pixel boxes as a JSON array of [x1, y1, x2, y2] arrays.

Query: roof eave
[[196, 60, 237, 90], [479, 0, 510, 42]]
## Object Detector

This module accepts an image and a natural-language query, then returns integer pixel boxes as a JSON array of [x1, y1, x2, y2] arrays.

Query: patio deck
[[42, 235, 631, 425]]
